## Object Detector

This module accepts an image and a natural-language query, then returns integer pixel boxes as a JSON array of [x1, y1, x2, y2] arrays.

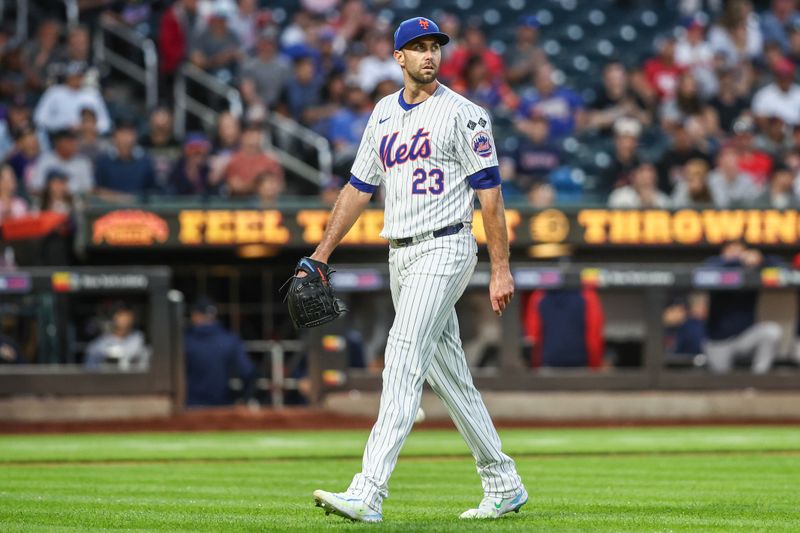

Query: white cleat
[[459, 488, 528, 519], [313, 489, 382, 523]]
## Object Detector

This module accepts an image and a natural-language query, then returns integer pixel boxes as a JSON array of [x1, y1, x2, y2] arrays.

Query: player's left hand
[[489, 267, 514, 316]]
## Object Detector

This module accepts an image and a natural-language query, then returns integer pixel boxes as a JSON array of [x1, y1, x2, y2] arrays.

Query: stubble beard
[[408, 67, 438, 85]]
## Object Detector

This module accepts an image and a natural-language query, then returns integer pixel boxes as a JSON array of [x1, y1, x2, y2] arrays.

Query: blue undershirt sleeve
[[348, 174, 378, 194], [467, 166, 502, 189]]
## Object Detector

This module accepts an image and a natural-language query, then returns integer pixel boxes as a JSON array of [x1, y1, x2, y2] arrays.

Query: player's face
[[395, 37, 441, 85]]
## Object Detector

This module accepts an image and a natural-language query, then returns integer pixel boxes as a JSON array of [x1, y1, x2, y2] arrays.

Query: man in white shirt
[[608, 162, 671, 208], [675, 15, 717, 98], [29, 129, 94, 195], [357, 34, 404, 92], [33, 61, 111, 135], [752, 58, 800, 128]]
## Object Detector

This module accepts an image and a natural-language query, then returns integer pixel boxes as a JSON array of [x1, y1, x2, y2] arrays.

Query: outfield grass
[[1, 427, 799, 531]]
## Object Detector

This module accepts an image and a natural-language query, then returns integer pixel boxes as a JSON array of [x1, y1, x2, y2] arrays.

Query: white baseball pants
[[347, 230, 523, 511]]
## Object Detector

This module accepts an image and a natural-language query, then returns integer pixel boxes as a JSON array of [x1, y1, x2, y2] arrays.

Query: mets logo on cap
[[394, 17, 450, 50], [472, 131, 493, 158]]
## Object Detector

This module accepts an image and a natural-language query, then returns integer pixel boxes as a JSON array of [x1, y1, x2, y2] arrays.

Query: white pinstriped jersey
[[350, 84, 499, 239]]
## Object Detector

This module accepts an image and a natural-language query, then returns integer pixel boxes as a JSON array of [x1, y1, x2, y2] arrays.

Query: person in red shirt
[[731, 115, 774, 185], [523, 287, 605, 369], [222, 123, 283, 196], [158, 0, 200, 77], [439, 25, 503, 84], [643, 36, 685, 102]]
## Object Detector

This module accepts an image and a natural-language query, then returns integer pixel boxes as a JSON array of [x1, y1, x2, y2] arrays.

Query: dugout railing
[[304, 264, 800, 405]]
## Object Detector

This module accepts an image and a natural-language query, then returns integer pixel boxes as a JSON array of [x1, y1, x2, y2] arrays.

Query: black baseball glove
[[283, 257, 347, 329]]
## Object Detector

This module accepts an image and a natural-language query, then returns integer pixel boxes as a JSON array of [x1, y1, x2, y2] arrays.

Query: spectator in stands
[[191, 8, 243, 83], [332, 0, 374, 45], [0, 333, 21, 364], [213, 111, 242, 156], [453, 55, 517, 113], [255, 168, 285, 207], [524, 287, 604, 369], [240, 27, 291, 110], [280, 9, 316, 49], [643, 36, 685, 102], [0, 95, 32, 161], [184, 297, 255, 407], [440, 25, 503, 85], [660, 72, 718, 134], [76, 107, 110, 162], [708, 0, 764, 67], [222, 123, 283, 196], [709, 68, 752, 133], [158, 0, 201, 87], [753, 115, 790, 158], [168, 133, 217, 196], [708, 145, 761, 206], [33, 61, 111, 135], [588, 62, 651, 134], [704, 240, 783, 374], [39, 169, 76, 216], [58, 26, 98, 87], [29, 128, 93, 196], [663, 294, 707, 359], [278, 54, 324, 124], [528, 181, 556, 208], [0, 164, 28, 224], [754, 164, 798, 208], [85, 302, 150, 371], [329, 84, 371, 175], [656, 118, 711, 192], [608, 162, 671, 208], [139, 107, 182, 189], [22, 19, 62, 94], [357, 33, 402, 93], [752, 58, 800, 128], [229, 0, 262, 53], [5, 126, 40, 200], [373, 79, 400, 101], [314, 27, 347, 80], [504, 15, 546, 88], [518, 63, 585, 140], [731, 115, 774, 184], [208, 111, 241, 185], [598, 117, 642, 194], [760, 0, 800, 54], [672, 158, 716, 207], [94, 119, 158, 202], [675, 14, 717, 98], [503, 113, 562, 194]]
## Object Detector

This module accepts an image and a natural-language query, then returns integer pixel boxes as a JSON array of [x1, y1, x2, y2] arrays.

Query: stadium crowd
[[1, 0, 800, 224]]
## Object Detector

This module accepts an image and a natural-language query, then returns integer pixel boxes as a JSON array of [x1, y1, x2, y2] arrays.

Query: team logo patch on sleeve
[[471, 131, 493, 158]]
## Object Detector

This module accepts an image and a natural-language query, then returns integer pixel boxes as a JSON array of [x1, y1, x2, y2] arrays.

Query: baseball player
[[310, 17, 527, 522]]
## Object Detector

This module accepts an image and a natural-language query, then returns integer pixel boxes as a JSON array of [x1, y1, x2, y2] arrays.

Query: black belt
[[389, 223, 465, 248]]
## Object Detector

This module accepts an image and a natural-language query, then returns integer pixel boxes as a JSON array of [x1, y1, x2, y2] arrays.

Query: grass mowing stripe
[[2, 453, 799, 532], [1, 426, 799, 463], [5, 447, 800, 467]]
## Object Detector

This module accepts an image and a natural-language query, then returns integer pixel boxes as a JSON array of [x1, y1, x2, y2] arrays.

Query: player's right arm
[[309, 184, 372, 263], [309, 109, 384, 264]]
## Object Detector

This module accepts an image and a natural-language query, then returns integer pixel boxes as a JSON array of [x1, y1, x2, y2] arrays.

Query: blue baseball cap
[[393, 17, 450, 51]]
